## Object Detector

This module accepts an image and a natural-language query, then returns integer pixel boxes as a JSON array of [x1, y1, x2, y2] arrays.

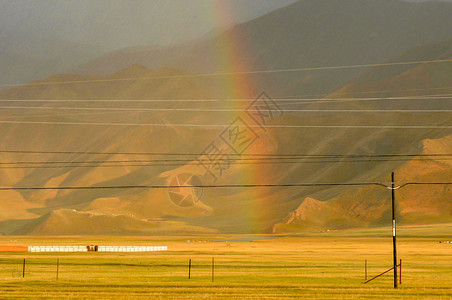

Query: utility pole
[[391, 172, 398, 289]]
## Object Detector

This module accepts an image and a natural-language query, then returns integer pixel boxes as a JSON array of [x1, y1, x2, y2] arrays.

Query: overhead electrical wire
[[0, 182, 450, 191], [0, 156, 451, 169], [0, 120, 450, 129], [0, 94, 449, 123], [0, 151, 450, 170], [1, 94, 451, 103], [2, 156, 452, 164], [0, 58, 449, 192], [278, 85, 452, 98], [0, 110, 136, 121], [0, 160, 451, 169], [1, 58, 451, 88], [0, 150, 451, 157], [1, 155, 452, 164], [0, 106, 451, 113]]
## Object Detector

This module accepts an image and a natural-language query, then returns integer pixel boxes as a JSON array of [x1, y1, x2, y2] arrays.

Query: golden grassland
[[0, 224, 451, 299]]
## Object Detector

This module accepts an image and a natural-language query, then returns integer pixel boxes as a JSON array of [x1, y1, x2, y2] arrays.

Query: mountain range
[[73, 0, 452, 97], [0, 0, 451, 235]]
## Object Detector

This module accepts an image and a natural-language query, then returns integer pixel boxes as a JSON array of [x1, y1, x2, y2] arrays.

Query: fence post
[[399, 259, 402, 285], [212, 257, 214, 283], [365, 260, 367, 281], [56, 258, 59, 281], [22, 259, 26, 278], [188, 259, 191, 279]]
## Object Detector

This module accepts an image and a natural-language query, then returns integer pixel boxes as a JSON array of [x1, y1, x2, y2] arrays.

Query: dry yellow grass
[[0, 225, 451, 299]]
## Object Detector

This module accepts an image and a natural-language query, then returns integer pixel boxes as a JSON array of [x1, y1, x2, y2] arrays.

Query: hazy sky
[[0, 0, 296, 51], [1, 0, 450, 78], [2, 0, 451, 53]]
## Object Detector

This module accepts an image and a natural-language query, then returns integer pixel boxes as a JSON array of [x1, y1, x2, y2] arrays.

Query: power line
[[1, 90, 451, 105], [1, 158, 451, 169], [2, 157, 452, 164], [280, 86, 452, 98], [0, 182, 449, 191], [1, 58, 451, 88], [0, 110, 134, 121], [0, 120, 450, 129], [275, 94, 452, 106], [0, 161, 449, 169], [2, 155, 452, 164], [1, 94, 451, 103], [0, 106, 451, 113], [401, 182, 452, 188], [279, 97, 452, 103], [0, 150, 451, 157]]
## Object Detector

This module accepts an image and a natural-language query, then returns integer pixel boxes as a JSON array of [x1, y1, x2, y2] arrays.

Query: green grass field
[[0, 224, 451, 299]]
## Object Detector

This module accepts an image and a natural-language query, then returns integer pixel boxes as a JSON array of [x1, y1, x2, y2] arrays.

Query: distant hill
[[273, 135, 452, 233], [0, 46, 451, 235], [344, 38, 452, 85], [271, 38, 452, 232], [328, 38, 452, 109], [73, 0, 452, 97], [14, 209, 216, 235]]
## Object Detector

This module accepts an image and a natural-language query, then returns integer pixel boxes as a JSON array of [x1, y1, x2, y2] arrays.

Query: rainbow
[[203, 1, 278, 231]]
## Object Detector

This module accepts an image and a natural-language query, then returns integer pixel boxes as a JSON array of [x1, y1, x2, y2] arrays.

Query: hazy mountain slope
[[349, 39, 452, 86], [0, 67, 218, 234], [15, 209, 216, 235], [271, 41, 452, 233], [73, 0, 452, 97], [326, 38, 452, 112], [273, 134, 452, 233], [0, 46, 451, 234]]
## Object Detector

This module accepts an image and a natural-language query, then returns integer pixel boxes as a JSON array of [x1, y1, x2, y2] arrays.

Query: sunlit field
[[0, 224, 451, 299]]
